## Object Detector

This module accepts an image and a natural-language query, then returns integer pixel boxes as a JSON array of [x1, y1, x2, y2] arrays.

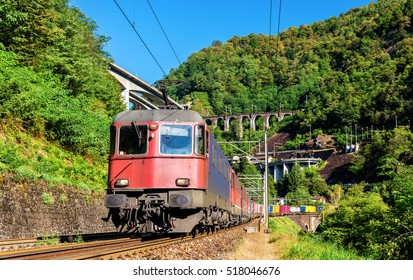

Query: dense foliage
[[0, 0, 124, 189], [319, 128, 413, 259], [269, 218, 368, 260], [277, 162, 329, 204], [167, 0, 412, 134], [0, 0, 124, 154]]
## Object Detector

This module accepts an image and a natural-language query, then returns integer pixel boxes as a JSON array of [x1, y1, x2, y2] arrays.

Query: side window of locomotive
[[195, 125, 205, 156], [219, 155, 223, 174], [160, 124, 192, 155], [212, 145, 217, 167], [119, 124, 148, 155], [109, 126, 116, 156], [206, 131, 210, 155]]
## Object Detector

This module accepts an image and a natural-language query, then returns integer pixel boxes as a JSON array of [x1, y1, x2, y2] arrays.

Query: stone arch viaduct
[[205, 111, 294, 131]]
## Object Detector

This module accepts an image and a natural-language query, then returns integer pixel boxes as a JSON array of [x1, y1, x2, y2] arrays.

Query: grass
[[42, 192, 55, 207], [0, 120, 107, 192], [268, 218, 367, 260], [283, 234, 367, 260], [36, 235, 60, 247]]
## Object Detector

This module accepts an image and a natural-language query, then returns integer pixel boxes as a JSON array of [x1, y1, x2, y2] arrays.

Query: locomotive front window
[[160, 124, 192, 155], [195, 125, 205, 156], [119, 123, 148, 155]]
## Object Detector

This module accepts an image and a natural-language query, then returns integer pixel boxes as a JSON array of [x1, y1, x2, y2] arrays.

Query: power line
[[113, 0, 166, 76], [269, 0, 282, 58], [146, 0, 182, 66], [276, 0, 282, 35], [269, 0, 273, 38]]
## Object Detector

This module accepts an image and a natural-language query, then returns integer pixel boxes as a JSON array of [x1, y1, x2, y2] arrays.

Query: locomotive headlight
[[176, 178, 190, 187], [149, 123, 158, 131], [114, 179, 129, 187]]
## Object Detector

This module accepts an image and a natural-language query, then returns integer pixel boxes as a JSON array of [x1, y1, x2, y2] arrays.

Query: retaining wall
[[0, 172, 114, 239]]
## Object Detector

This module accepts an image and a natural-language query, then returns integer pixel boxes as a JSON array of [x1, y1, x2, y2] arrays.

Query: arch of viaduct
[[205, 111, 294, 131]]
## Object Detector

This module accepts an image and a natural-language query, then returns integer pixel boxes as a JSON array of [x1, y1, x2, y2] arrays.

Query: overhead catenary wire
[[276, 0, 282, 54], [113, 0, 167, 76], [268, 0, 282, 110], [269, 0, 273, 41], [146, 0, 182, 66], [268, 0, 282, 63]]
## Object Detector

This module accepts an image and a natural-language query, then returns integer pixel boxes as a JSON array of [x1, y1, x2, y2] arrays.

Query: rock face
[[0, 173, 114, 239]]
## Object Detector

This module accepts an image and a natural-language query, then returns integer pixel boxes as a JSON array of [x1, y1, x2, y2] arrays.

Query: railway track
[[0, 238, 39, 252], [0, 232, 132, 252], [0, 236, 139, 260], [0, 220, 257, 260]]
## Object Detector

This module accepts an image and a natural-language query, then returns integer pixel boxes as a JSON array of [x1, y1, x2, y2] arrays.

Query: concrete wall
[[0, 173, 114, 239], [288, 214, 321, 233]]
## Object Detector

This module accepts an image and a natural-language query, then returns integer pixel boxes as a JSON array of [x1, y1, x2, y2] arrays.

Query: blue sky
[[70, 0, 377, 84]]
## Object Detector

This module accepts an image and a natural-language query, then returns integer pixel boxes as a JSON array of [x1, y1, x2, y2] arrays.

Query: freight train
[[103, 109, 258, 235]]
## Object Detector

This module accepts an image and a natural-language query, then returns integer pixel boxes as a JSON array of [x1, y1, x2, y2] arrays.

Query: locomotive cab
[[103, 109, 245, 235], [104, 109, 216, 234]]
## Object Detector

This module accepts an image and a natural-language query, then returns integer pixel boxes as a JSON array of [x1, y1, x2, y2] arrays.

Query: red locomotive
[[104, 108, 254, 234]]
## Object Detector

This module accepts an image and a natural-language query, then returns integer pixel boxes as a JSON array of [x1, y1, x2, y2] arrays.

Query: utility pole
[[264, 124, 270, 232], [345, 127, 348, 153], [355, 124, 357, 151], [309, 124, 312, 139]]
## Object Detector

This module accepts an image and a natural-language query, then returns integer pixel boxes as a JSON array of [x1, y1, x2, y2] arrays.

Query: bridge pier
[[271, 158, 321, 183]]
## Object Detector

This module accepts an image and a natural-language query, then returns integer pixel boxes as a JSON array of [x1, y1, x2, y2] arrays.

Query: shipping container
[[269, 205, 281, 214], [290, 206, 301, 213], [279, 205, 290, 214], [306, 206, 317, 213]]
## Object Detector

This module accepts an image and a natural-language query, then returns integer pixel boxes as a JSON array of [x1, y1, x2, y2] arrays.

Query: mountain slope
[[167, 0, 413, 133]]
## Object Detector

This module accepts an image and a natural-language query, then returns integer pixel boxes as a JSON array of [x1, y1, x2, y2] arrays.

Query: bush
[[42, 192, 54, 207]]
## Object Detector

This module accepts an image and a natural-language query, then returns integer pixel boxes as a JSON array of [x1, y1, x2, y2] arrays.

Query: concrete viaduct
[[109, 63, 182, 110]]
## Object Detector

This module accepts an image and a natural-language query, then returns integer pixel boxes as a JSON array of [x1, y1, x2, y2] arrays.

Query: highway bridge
[[109, 63, 182, 110]]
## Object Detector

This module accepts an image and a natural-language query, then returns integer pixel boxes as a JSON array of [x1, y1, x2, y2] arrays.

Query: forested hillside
[[167, 0, 412, 133], [0, 0, 124, 190]]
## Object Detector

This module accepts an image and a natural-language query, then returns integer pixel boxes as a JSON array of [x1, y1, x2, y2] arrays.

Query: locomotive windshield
[[118, 124, 148, 155], [160, 124, 192, 155]]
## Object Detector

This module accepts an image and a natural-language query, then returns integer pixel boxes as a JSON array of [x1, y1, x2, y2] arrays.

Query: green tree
[[320, 184, 390, 258], [303, 166, 329, 196], [285, 162, 305, 193]]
